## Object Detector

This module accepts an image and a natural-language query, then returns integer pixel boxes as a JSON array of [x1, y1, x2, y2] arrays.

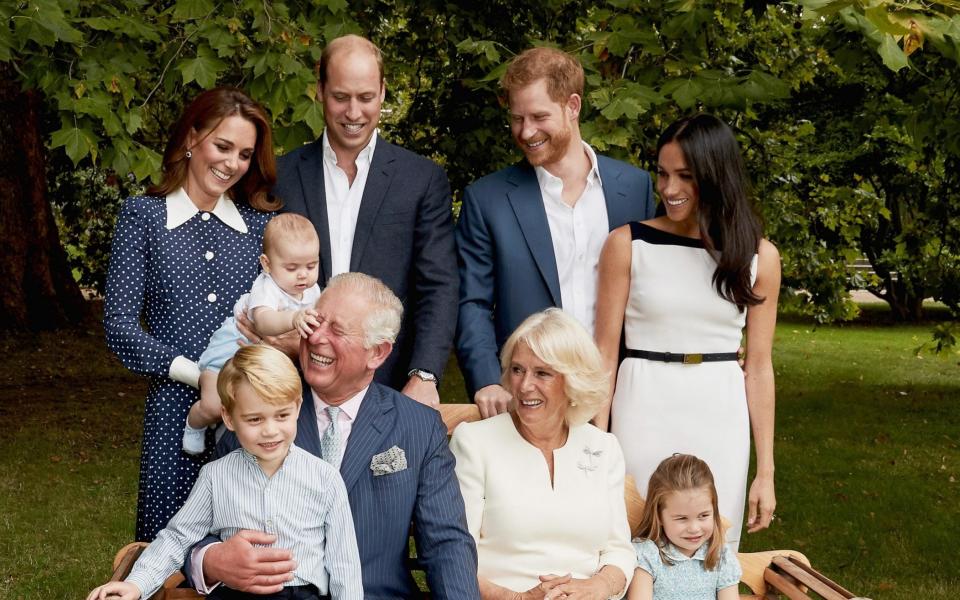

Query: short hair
[[262, 213, 319, 256], [635, 454, 726, 571], [322, 272, 403, 348], [318, 34, 385, 87], [499, 308, 608, 426], [500, 46, 584, 105], [149, 87, 280, 212], [217, 344, 302, 412]]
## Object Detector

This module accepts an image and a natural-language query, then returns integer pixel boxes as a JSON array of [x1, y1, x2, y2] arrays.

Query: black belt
[[625, 349, 739, 364]]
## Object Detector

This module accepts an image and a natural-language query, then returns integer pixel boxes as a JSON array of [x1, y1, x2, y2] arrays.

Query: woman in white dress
[[450, 309, 636, 600], [594, 114, 780, 551]]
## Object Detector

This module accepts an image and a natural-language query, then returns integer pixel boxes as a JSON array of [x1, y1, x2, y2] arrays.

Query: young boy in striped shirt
[[87, 344, 363, 600]]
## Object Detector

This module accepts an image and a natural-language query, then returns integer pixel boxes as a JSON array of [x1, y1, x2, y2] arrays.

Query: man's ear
[[221, 406, 236, 432], [379, 80, 386, 104], [259, 253, 271, 273], [566, 93, 582, 121], [366, 340, 393, 371], [317, 81, 324, 103]]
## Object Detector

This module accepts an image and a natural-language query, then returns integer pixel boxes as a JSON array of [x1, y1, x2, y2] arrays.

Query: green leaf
[[173, 0, 215, 22], [51, 126, 98, 165], [664, 78, 702, 109], [877, 34, 909, 72], [292, 99, 326, 137], [178, 47, 227, 88], [864, 6, 910, 36]]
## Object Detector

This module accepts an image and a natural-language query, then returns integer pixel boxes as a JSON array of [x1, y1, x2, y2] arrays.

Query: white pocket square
[[370, 445, 407, 476]]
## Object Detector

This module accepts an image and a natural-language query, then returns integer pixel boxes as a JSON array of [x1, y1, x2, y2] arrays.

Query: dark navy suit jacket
[[193, 382, 480, 599], [455, 156, 655, 397], [275, 138, 459, 389]]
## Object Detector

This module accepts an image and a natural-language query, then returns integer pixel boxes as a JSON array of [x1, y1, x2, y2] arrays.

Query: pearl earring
[[185, 150, 192, 159]]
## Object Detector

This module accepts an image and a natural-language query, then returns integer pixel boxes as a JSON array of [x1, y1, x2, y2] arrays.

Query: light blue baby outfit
[[198, 272, 321, 372], [633, 538, 741, 600]]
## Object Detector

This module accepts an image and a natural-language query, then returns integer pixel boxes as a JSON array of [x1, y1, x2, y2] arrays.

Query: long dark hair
[[148, 87, 280, 212], [657, 114, 763, 309]]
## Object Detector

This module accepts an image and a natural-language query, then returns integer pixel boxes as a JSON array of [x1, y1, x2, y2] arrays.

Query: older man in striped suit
[[187, 273, 480, 599]]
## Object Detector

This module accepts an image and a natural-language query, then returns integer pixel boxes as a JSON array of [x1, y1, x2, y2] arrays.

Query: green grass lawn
[[0, 311, 957, 598]]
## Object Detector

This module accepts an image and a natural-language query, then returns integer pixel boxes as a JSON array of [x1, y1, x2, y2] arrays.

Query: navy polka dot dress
[[104, 195, 271, 541]]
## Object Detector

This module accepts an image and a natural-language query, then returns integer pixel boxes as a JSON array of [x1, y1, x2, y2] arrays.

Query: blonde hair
[[262, 213, 319, 256], [217, 345, 302, 412], [499, 308, 608, 426], [500, 46, 584, 105], [322, 272, 403, 348], [636, 454, 726, 570]]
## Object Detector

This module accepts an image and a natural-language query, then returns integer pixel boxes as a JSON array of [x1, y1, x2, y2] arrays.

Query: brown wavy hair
[[499, 46, 584, 105], [635, 454, 726, 570], [657, 114, 763, 310], [148, 87, 280, 212]]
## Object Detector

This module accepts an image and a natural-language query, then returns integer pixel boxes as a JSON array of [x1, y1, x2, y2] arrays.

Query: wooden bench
[[103, 404, 870, 600]]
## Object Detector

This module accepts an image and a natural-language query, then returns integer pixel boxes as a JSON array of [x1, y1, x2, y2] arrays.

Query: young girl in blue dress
[[104, 87, 279, 541], [627, 454, 741, 600]]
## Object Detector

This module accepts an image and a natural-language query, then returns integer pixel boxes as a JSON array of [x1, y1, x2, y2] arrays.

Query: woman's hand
[[541, 567, 624, 600], [746, 473, 776, 532], [519, 574, 571, 600]]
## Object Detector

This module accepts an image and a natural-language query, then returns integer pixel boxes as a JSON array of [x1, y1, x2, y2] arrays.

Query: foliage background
[[4, 0, 960, 325]]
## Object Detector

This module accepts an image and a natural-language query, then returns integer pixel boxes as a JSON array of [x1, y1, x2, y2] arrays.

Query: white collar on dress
[[662, 541, 710, 562], [165, 187, 248, 233]]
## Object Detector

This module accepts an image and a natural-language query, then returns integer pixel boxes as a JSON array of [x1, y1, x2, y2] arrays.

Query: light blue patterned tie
[[320, 406, 342, 470]]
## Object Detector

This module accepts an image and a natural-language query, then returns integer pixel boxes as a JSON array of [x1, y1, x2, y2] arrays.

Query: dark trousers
[[209, 584, 328, 600]]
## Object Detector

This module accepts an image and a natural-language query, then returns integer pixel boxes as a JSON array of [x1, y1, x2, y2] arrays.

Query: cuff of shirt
[[169, 356, 201, 389], [190, 542, 222, 595]]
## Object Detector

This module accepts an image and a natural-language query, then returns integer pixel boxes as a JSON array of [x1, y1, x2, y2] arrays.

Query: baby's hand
[[292, 308, 320, 338], [85, 581, 141, 600]]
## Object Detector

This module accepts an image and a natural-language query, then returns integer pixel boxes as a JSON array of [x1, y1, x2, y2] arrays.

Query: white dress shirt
[[535, 142, 609, 335], [322, 130, 377, 276]]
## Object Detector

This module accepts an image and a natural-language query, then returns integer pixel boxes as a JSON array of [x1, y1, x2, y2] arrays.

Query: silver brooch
[[577, 446, 603, 475]]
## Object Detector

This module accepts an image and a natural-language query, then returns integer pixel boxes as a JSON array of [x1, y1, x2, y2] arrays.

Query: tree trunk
[[0, 64, 87, 330]]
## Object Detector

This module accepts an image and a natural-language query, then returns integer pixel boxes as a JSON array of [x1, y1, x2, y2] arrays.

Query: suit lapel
[[507, 164, 562, 307], [295, 381, 322, 457], [338, 384, 396, 493], [296, 141, 333, 282], [350, 140, 396, 272], [597, 155, 631, 230]]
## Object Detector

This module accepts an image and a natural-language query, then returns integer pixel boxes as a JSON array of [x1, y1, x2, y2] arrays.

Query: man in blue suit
[[189, 273, 479, 599], [271, 34, 457, 409], [456, 47, 656, 418]]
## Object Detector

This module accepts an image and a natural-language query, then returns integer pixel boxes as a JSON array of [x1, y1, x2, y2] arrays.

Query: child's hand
[[85, 581, 141, 600], [292, 308, 320, 338]]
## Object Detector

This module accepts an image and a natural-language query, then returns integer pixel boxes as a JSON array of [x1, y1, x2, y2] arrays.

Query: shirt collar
[[662, 541, 709, 562], [165, 187, 248, 233], [534, 141, 603, 192], [312, 385, 368, 422], [239, 443, 296, 470], [322, 129, 378, 167]]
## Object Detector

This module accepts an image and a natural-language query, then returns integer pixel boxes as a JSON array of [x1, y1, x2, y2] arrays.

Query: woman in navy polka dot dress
[[104, 88, 279, 541]]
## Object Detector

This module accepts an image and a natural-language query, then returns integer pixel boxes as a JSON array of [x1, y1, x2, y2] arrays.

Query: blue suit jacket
[[455, 156, 655, 396], [275, 138, 459, 389], [208, 383, 480, 599]]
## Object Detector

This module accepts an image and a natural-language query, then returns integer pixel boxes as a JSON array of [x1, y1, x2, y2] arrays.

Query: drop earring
[[185, 150, 192, 159]]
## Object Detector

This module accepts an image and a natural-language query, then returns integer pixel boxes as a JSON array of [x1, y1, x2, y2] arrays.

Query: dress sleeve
[[448, 422, 484, 543], [103, 197, 180, 378], [633, 539, 659, 580], [597, 433, 638, 598], [716, 545, 742, 590]]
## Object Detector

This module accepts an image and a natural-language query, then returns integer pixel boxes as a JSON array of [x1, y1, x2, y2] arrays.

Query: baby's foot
[[182, 422, 207, 455]]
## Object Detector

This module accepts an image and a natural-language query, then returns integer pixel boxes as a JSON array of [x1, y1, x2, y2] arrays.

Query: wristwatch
[[407, 368, 438, 385]]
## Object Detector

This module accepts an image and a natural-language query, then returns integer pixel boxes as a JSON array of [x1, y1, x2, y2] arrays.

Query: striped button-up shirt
[[126, 445, 362, 599]]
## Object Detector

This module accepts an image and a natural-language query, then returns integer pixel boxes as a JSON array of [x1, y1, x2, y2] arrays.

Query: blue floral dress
[[634, 539, 741, 600], [104, 193, 271, 541]]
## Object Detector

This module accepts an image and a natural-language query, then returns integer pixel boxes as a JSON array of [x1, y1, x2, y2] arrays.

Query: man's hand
[[86, 581, 140, 600], [204, 530, 296, 594], [474, 384, 512, 419], [236, 313, 300, 359], [402, 376, 440, 409]]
